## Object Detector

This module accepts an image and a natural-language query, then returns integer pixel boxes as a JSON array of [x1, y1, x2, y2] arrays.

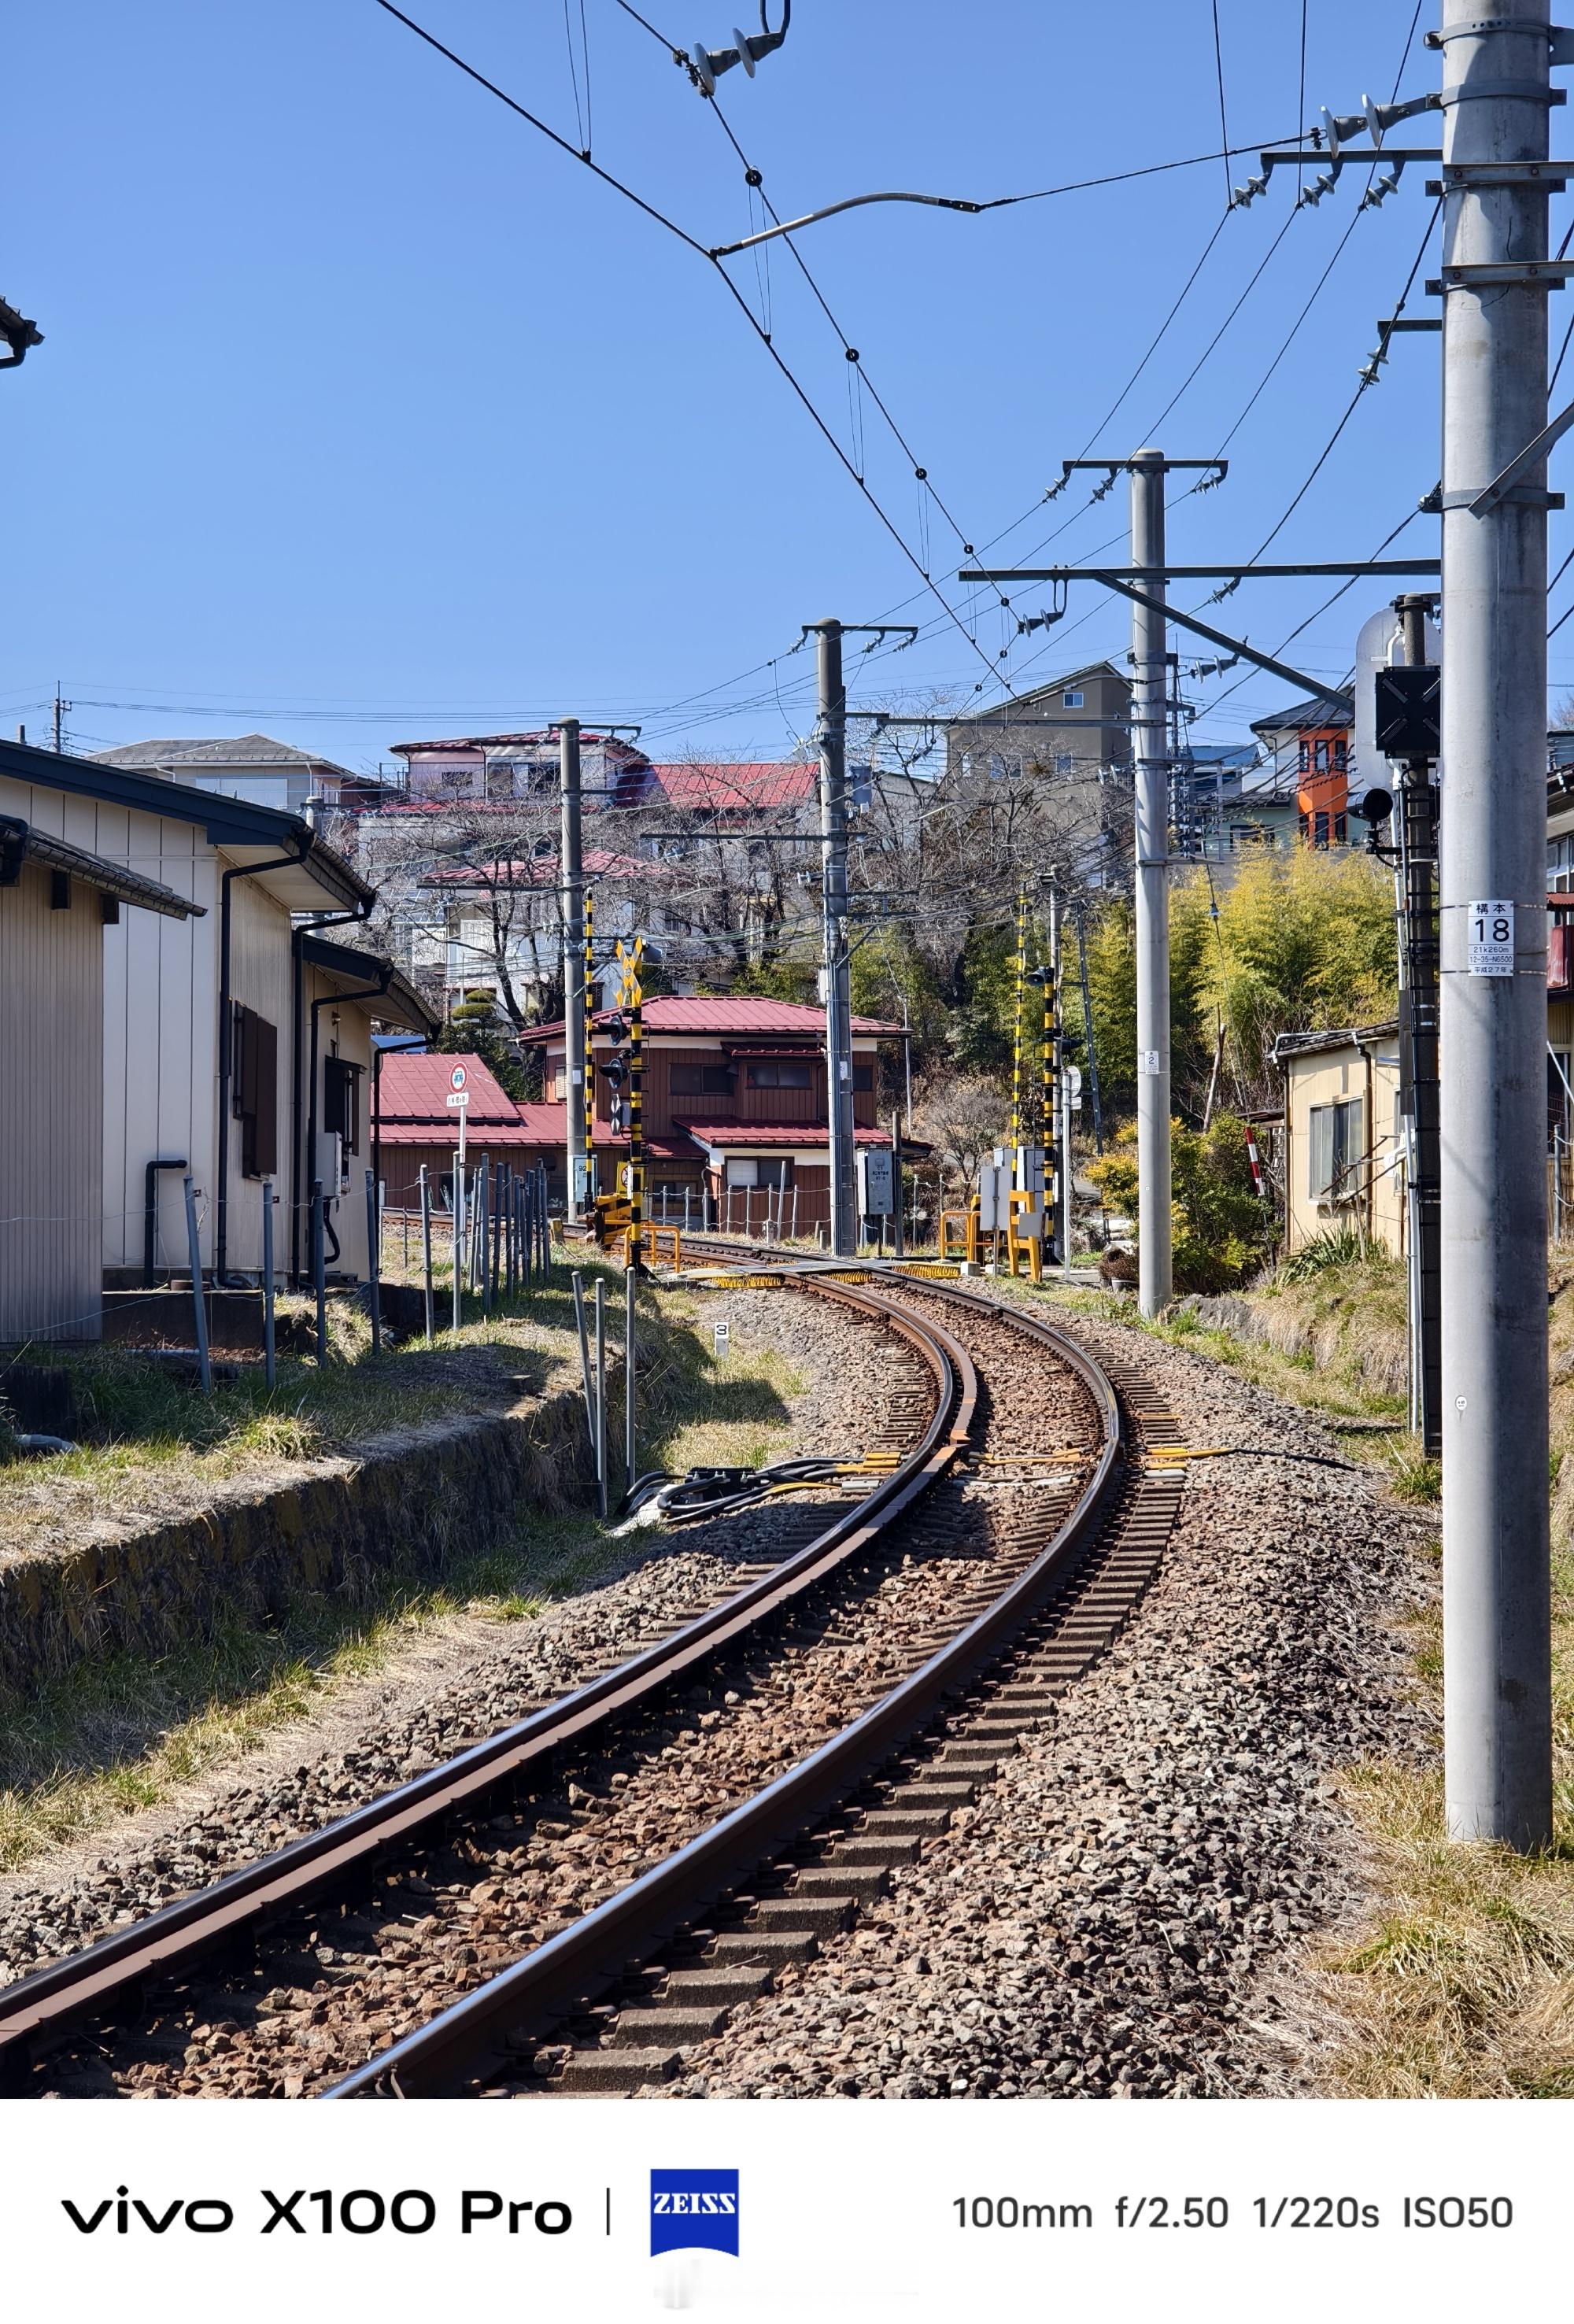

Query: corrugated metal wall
[[0, 859, 105, 1342]]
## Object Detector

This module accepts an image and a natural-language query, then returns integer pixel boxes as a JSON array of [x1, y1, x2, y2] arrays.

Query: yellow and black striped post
[[584, 886, 595, 1015], [1010, 884, 1027, 1169], [615, 936, 645, 1272], [1042, 931, 1059, 1240]]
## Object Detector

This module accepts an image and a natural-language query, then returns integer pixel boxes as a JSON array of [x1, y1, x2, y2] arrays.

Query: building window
[[233, 1004, 279, 1178], [1334, 738, 1348, 773], [323, 1055, 363, 1155], [1550, 833, 1574, 893], [1308, 1096, 1364, 1204], [1062, 689, 1084, 708], [1314, 739, 1331, 774], [747, 1060, 811, 1090], [672, 1062, 737, 1096], [725, 1156, 793, 1188], [1054, 752, 1074, 775], [1298, 739, 1310, 774], [852, 1061, 874, 1092], [1314, 811, 1330, 848]]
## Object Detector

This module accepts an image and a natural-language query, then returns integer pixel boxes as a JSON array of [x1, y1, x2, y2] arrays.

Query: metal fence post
[[571, 1270, 597, 1454], [261, 1175, 276, 1389], [312, 1177, 327, 1364], [593, 1276, 608, 1519], [364, 1169, 382, 1352], [419, 1164, 434, 1344], [624, 1262, 637, 1491], [183, 1173, 212, 1395]]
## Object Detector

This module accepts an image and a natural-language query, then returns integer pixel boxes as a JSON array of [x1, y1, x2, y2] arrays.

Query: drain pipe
[[142, 1156, 188, 1288], [216, 841, 312, 1284], [290, 904, 372, 1286], [307, 964, 398, 1284]]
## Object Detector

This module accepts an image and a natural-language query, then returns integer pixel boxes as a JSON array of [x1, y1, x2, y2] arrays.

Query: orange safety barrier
[[627, 1221, 682, 1269]]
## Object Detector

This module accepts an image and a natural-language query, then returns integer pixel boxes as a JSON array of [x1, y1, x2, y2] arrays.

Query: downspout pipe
[[290, 905, 371, 1288], [307, 966, 397, 1280], [142, 1156, 188, 1288], [216, 843, 312, 1285]]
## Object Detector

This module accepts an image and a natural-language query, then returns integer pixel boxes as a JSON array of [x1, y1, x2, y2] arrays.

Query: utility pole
[[51, 686, 69, 755], [1390, 594, 1442, 1457], [814, 619, 858, 1258], [560, 718, 588, 1222], [1131, 449, 1172, 1317], [1437, 0, 1554, 1849]]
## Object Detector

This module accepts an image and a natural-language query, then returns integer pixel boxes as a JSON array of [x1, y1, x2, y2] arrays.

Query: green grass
[[0, 1513, 611, 1872], [0, 1268, 804, 1870]]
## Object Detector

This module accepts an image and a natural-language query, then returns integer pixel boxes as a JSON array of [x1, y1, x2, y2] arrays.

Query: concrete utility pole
[[560, 719, 588, 1222], [1438, 0, 1554, 1849], [814, 618, 858, 1258], [1131, 449, 1172, 1317]]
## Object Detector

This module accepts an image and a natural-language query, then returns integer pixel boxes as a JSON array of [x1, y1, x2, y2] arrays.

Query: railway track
[[0, 1259, 1185, 2100]]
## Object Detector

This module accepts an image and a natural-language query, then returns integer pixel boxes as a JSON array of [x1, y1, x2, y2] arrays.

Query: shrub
[[1088, 1110, 1269, 1295], [1278, 1225, 1368, 1284]]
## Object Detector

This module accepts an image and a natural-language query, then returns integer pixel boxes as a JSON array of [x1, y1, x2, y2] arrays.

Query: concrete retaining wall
[[0, 1381, 597, 1694]]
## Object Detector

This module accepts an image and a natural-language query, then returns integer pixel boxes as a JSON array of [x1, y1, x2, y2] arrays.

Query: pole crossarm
[[959, 560, 1442, 581], [1048, 575, 1357, 717]]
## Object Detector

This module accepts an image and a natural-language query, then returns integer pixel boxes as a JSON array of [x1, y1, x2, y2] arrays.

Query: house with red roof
[[373, 1051, 566, 1211], [518, 994, 918, 1231]]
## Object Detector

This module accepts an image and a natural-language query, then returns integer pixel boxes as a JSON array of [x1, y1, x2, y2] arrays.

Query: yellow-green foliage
[[1181, 847, 1398, 1077], [1088, 1111, 1267, 1291], [1068, 849, 1398, 1115]]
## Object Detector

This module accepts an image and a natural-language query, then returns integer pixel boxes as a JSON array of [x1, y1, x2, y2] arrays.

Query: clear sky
[[6, 1, 1543, 771]]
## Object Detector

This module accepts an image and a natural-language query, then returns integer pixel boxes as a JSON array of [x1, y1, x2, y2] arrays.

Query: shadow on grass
[[0, 1511, 626, 1871], [0, 1276, 798, 1870]]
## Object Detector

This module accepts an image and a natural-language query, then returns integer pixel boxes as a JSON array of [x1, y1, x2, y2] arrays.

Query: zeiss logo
[[649, 2170, 739, 2258]]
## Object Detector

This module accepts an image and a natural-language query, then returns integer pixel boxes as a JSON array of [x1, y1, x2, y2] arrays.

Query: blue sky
[[6, 1, 1541, 770]]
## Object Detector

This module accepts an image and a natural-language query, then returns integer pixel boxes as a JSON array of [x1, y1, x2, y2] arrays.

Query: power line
[[1241, 198, 1440, 566], [366, 1, 1017, 698], [1210, 1, 1232, 211]]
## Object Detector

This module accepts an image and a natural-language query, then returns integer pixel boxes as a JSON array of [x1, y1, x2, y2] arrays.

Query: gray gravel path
[[660, 1302, 1435, 2100]]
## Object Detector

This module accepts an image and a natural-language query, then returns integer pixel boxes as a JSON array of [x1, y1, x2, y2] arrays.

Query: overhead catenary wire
[[365, 0, 1023, 702]]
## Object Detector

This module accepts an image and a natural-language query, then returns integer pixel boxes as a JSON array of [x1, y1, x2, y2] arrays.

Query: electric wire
[[1210, 0, 1232, 211], [1240, 199, 1440, 567], [365, 1, 1018, 699]]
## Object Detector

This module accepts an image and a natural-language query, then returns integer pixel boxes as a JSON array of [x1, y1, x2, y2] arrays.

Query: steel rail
[[0, 1277, 973, 2087], [325, 1287, 1122, 2098]]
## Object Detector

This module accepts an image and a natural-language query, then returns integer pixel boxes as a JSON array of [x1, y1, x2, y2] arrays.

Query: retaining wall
[[0, 1380, 599, 1694]]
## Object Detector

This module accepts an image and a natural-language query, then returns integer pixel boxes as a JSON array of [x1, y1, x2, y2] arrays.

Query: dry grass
[[0, 1278, 804, 1869], [0, 1516, 611, 1871], [1317, 1550, 1574, 2097]]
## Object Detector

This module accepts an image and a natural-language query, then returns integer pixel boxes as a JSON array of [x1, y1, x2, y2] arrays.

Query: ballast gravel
[[0, 1287, 922, 2001], [660, 1301, 1436, 2101]]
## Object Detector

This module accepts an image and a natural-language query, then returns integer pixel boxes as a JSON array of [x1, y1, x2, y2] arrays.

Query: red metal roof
[[375, 1051, 525, 1125], [669, 1118, 893, 1148], [647, 762, 818, 814], [519, 996, 901, 1043]]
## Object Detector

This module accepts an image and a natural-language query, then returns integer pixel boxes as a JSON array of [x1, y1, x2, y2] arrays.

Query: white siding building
[[0, 739, 434, 1295]]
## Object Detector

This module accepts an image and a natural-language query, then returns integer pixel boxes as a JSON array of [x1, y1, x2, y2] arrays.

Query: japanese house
[[519, 993, 907, 1229], [0, 737, 434, 1295], [372, 1051, 565, 1211], [0, 816, 203, 1342]]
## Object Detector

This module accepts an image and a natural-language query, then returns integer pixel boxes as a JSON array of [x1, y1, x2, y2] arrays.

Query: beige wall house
[[0, 738, 434, 1298], [1273, 1021, 1406, 1258], [0, 816, 202, 1342]]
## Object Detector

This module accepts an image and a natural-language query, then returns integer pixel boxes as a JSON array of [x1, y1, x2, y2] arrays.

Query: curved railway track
[[0, 1261, 1185, 2100]]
